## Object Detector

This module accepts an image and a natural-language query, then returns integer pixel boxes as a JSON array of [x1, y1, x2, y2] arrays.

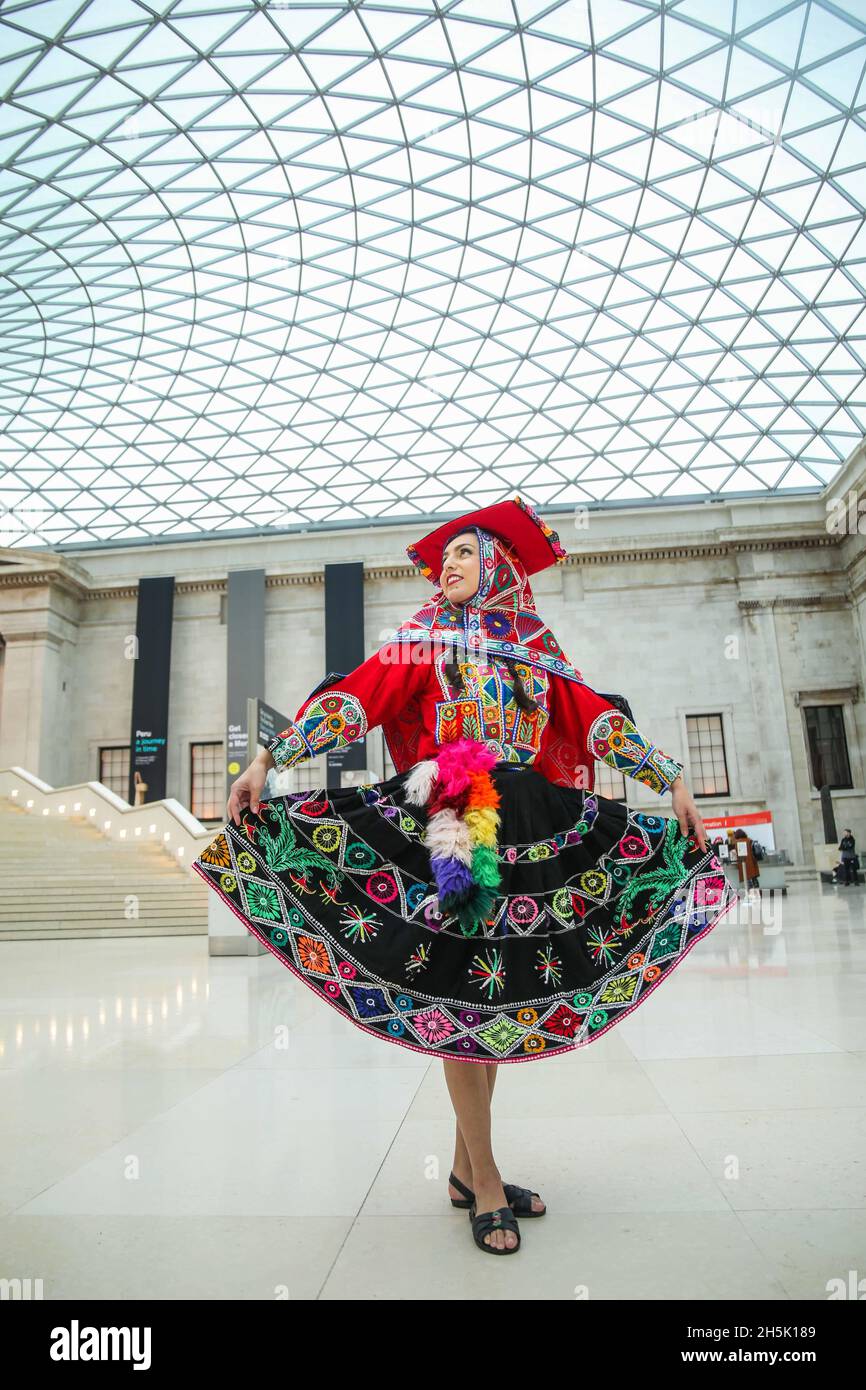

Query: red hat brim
[[407, 494, 568, 583]]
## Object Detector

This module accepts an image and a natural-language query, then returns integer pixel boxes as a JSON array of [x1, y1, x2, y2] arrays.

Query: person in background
[[732, 826, 760, 893], [838, 828, 857, 886]]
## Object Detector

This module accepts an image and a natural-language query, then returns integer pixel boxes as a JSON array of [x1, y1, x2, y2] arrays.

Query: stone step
[[0, 924, 209, 940], [0, 841, 180, 852], [0, 909, 207, 924], [0, 877, 209, 889], [0, 845, 199, 856], [0, 804, 210, 938]]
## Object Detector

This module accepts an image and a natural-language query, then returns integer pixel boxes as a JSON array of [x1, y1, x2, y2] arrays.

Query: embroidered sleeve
[[585, 707, 684, 795], [266, 641, 432, 770], [552, 675, 685, 796]]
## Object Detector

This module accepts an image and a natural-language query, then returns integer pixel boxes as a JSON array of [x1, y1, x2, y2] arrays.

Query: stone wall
[[1, 452, 864, 866]]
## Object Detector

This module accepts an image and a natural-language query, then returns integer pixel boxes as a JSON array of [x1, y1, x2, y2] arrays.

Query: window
[[804, 706, 852, 790], [99, 745, 130, 799], [686, 715, 730, 797], [191, 742, 224, 820], [593, 761, 627, 801], [5, 10, 864, 546]]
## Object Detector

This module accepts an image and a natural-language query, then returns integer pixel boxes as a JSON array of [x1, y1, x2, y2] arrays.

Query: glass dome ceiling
[[1, 0, 864, 548]]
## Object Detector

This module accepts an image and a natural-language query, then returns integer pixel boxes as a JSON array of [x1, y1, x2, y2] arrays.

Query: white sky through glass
[[0, 0, 864, 546]]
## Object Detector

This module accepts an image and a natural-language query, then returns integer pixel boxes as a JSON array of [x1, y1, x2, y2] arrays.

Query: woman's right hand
[[227, 753, 272, 825]]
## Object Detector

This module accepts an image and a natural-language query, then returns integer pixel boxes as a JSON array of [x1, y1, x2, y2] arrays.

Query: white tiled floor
[[2, 881, 865, 1299]]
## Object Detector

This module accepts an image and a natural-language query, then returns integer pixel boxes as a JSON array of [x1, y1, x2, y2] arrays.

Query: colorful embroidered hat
[[377, 496, 584, 779], [406, 494, 567, 583], [382, 494, 582, 688]]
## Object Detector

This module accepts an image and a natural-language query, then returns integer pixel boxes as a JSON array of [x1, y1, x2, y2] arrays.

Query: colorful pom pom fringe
[[404, 737, 502, 936]]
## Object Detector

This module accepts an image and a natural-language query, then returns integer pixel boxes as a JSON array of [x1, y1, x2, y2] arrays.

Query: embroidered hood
[[378, 497, 591, 776], [384, 499, 583, 685]]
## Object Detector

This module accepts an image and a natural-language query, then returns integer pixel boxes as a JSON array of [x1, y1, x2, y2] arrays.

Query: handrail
[[0, 766, 217, 876]]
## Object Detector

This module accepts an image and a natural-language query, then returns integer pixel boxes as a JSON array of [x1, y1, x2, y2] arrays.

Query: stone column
[[738, 599, 806, 865], [0, 555, 87, 784]]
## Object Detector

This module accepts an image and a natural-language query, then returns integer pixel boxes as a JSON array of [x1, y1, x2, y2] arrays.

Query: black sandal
[[449, 1170, 546, 1217], [469, 1203, 521, 1254]]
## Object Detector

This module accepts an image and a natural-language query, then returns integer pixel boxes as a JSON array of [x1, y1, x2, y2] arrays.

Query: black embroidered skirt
[[191, 761, 738, 1064]]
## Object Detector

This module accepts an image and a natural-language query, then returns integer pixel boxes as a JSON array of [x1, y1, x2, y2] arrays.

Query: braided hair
[[443, 654, 539, 713]]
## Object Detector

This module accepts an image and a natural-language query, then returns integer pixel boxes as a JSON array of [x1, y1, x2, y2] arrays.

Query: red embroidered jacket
[[265, 641, 684, 797]]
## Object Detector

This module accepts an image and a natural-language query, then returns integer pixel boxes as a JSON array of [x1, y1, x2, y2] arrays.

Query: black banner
[[128, 576, 174, 806], [254, 697, 291, 753], [325, 562, 366, 775], [6, 1298, 861, 1365]]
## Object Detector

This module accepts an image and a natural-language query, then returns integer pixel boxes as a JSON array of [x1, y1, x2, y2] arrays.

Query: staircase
[[0, 801, 210, 941]]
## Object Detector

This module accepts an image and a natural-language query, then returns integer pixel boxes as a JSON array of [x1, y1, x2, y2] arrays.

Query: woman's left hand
[[671, 781, 708, 851]]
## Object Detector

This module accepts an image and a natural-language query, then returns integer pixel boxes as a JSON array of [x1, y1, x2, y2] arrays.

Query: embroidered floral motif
[[269, 689, 368, 768], [587, 709, 684, 794], [192, 767, 737, 1063], [433, 652, 550, 764]]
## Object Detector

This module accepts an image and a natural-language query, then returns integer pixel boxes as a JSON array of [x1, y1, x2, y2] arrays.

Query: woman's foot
[[448, 1166, 546, 1217], [471, 1176, 520, 1251]]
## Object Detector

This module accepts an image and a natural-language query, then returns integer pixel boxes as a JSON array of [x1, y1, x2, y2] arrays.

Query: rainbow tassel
[[405, 737, 502, 936]]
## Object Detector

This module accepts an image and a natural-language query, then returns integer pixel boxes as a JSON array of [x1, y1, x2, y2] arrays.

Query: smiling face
[[440, 529, 481, 605]]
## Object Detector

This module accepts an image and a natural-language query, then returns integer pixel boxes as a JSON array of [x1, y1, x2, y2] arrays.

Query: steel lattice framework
[[0, 0, 865, 547]]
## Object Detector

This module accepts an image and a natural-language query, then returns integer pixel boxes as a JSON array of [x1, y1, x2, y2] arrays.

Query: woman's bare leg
[[449, 1062, 545, 1218], [450, 1063, 497, 1190], [442, 1058, 515, 1250]]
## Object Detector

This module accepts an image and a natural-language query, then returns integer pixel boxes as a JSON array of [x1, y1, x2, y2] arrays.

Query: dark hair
[[442, 526, 477, 556], [443, 653, 539, 713]]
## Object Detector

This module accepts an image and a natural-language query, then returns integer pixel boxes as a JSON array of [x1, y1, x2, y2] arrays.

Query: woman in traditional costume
[[193, 495, 737, 1255]]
